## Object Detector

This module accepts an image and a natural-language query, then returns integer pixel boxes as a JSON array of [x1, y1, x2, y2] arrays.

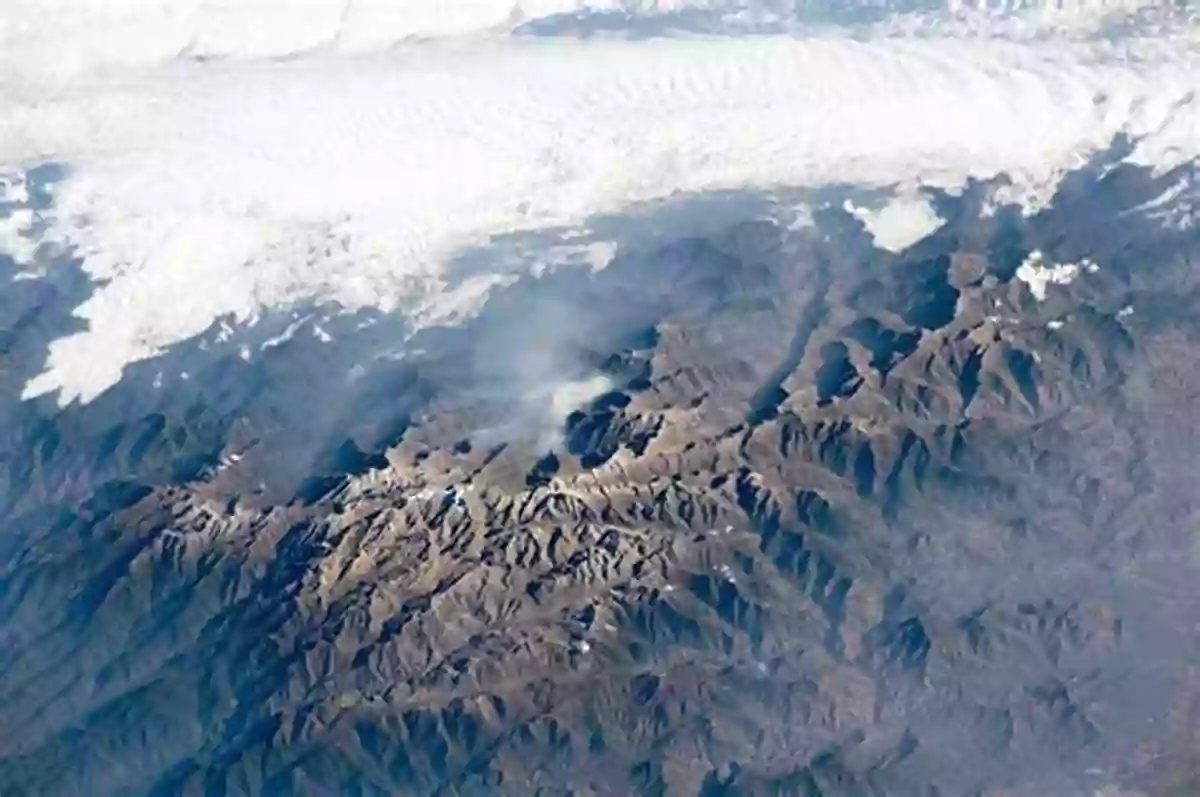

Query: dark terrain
[[0, 148, 1197, 796]]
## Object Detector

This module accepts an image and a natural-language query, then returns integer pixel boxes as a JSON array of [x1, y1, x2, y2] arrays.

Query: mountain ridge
[[0, 149, 1197, 795]]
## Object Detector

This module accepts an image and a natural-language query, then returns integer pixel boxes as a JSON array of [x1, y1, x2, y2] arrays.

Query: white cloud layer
[[0, 0, 1178, 84], [1, 10, 1197, 406]]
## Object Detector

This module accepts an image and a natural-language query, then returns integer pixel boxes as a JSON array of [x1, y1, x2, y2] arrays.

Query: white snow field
[[0, 2, 1196, 405]]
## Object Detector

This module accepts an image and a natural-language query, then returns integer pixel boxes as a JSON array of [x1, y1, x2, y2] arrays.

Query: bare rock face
[[0, 153, 1198, 796]]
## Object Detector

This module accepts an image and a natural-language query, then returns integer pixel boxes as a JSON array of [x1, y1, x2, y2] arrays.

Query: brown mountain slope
[[0, 155, 1197, 796]]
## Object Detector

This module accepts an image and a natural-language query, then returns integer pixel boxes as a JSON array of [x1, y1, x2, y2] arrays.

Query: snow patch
[[260, 316, 309, 352], [0, 173, 30, 205], [1015, 250, 1095, 301], [0, 172, 38, 266], [0, 207, 37, 267]]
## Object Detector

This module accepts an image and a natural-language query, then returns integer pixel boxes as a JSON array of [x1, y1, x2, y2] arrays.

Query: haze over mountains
[[0, 1, 1198, 795], [3, 142, 1198, 796]]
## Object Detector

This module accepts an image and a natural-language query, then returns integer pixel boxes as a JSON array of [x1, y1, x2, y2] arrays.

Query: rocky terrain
[[0, 146, 1197, 796]]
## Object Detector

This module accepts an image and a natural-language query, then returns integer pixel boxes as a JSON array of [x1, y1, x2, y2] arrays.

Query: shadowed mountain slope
[[0, 153, 1197, 796]]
